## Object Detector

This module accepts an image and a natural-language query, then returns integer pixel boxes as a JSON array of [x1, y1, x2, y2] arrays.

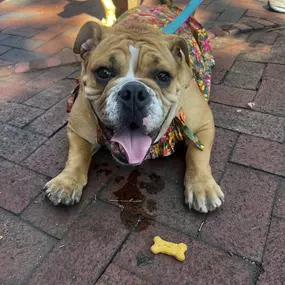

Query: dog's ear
[[73, 21, 108, 59], [166, 35, 190, 66]]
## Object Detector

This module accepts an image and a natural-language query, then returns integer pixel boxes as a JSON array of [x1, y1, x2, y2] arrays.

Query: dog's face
[[74, 22, 193, 165]]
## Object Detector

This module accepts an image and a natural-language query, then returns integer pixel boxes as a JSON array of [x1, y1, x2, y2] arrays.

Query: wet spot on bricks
[[113, 169, 165, 231]]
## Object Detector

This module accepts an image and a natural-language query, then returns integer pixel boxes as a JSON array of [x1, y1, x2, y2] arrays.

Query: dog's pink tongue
[[111, 128, 151, 164]]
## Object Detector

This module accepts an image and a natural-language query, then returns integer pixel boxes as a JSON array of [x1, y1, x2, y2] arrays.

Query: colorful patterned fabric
[[67, 5, 213, 159]]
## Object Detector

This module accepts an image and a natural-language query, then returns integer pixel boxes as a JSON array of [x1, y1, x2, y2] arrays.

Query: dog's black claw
[[42, 186, 48, 192]]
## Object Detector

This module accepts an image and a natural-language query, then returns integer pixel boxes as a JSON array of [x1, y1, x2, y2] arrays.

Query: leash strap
[[162, 0, 203, 34]]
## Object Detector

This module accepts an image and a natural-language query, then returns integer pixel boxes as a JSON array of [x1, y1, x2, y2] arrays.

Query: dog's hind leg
[[101, 0, 116, 27], [43, 129, 92, 206]]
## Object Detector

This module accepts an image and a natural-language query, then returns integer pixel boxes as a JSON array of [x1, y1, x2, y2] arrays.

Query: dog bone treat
[[151, 236, 187, 261]]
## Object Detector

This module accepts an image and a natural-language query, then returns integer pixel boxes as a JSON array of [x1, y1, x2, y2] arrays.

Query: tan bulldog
[[43, 11, 224, 213]]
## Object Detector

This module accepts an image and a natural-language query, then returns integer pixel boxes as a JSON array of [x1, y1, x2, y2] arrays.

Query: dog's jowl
[[43, 5, 224, 213]]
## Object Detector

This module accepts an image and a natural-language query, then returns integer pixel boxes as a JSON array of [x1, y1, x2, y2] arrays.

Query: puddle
[[113, 169, 165, 231]]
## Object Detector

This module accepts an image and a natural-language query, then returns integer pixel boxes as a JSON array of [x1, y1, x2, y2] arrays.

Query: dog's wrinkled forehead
[[73, 22, 190, 83]]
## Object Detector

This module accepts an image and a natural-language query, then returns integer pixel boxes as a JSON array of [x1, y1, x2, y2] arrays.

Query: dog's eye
[[154, 72, 171, 86], [95, 67, 114, 79]]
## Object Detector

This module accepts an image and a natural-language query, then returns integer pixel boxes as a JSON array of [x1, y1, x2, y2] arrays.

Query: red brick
[[21, 127, 68, 177], [0, 59, 12, 66], [208, 27, 228, 37], [0, 44, 11, 55], [247, 30, 279, 45], [231, 135, 285, 177], [210, 84, 256, 107], [0, 124, 46, 163], [230, 60, 265, 76], [21, 149, 116, 238], [224, 60, 265, 90], [211, 103, 285, 142], [0, 158, 48, 214], [27, 65, 79, 88], [211, 70, 226, 84], [2, 26, 42, 37], [211, 127, 239, 182], [67, 69, 81, 79], [272, 36, 285, 53], [206, 1, 229, 13], [263, 63, 285, 81], [26, 202, 129, 285], [273, 181, 285, 219], [238, 51, 272, 63], [251, 18, 277, 28], [0, 83, 41, 103], [0, 48, 47, 62], [30, 58, 49, 69], [254, 78, 285, 117], [217, 7, 247, 22], [113, 223, 255, 285], [24, 98, 68, 137], [233, 22, 252, 32], [195, 8, 219, 20], [232, 1, 266, 10], [0, 64, 14, 76], [224, 72, 261, 89], [35, 34, 74, 55], [246, 9, 285, 21], [97, 264, 152, 285], [33, 25, 72, 41], [214, 38, 271, 56], [0, 35, 45, 51], [212, 53, 236, 71], [57, 48, 77, 65], [15, 61, 30, 73], [202, 0, 214, 5], [201, 164, 279, 261], [0, 69, 46, 85], [0, 208, 55, 285], [0, 101, 44, 127], [47, 56, 61, 67], [239, 16, 265, 29], [268, 51, 285, 64], [24, 79, 76, 110], [220, 24, 240, 35], [257, 218, 285, 285]]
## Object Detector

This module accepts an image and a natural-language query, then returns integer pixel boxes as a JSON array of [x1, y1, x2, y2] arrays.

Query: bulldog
[[43, 4, 224, 213]]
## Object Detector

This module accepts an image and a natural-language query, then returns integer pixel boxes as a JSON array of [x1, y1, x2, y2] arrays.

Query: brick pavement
[[0, 0, 285, 284]]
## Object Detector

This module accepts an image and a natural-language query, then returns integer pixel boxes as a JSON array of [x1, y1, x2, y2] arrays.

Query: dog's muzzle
[[118, 81, 151, 125]]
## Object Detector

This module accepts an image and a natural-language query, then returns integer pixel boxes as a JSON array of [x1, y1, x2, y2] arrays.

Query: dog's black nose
[[118, 82, 151, 111]]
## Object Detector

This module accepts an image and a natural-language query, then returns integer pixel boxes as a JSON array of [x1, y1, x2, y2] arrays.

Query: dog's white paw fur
[[43, 173, 84, 206], [184, 178, 224, 213]]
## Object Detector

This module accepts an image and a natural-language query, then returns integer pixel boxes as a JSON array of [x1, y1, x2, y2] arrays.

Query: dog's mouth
[[100, 122, 158, 165]]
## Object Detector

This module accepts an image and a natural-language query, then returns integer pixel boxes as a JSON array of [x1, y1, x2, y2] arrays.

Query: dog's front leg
[[184, 126, 224, 213], [43, 128, 92, 206]]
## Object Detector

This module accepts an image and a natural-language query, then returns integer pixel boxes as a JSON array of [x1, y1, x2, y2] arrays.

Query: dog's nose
[[118, 82, 151, 110]]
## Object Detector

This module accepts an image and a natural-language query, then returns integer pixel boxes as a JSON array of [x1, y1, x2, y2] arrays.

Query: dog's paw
[[184, 178, 224, 213], [43, 174, 84, 206]]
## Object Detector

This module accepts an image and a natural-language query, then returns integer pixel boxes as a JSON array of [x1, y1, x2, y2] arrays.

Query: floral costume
[[67, 5, 214, 159]]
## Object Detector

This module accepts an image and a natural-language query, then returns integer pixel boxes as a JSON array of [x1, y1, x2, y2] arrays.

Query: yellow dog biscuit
[[151, 236, 187, 262]]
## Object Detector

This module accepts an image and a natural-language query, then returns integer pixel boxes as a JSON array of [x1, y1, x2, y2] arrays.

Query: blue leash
[[162, 0, 203, 34]]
